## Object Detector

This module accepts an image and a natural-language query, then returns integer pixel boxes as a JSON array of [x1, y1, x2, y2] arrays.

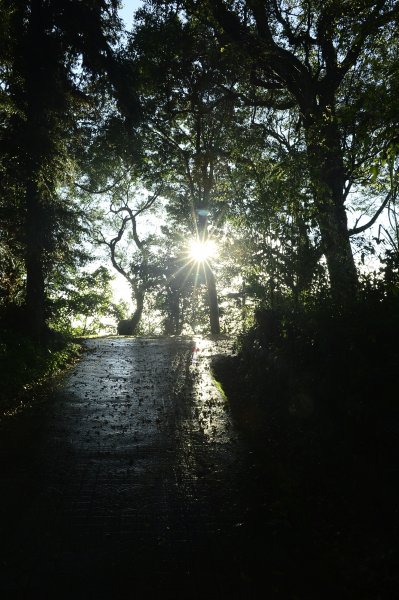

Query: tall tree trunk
[[25, 178, 46, 340], [131, 286, 145, 333], [316, 199, 358, 302], [23, 0, 50, 341], [198, 211, 220, 334], [204, 263, 220, 334], [305, 116, 358, 304]]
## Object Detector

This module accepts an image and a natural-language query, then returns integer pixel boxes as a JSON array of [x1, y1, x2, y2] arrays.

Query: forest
[[1, 0, 398, 417], [2, 1, 399, 596]]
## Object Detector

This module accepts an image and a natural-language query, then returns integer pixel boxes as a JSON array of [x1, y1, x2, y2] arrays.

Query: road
[[2, 337, 397, 599], [0, 337, 263, 599]]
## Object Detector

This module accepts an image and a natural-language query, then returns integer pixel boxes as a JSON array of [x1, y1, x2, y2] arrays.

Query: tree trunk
[[304, 115, 358, 304], [197, 210, 220, 334], [204, 263, 220, 334], [25, 178, 47, 341], [23, 0, 49, 341], [118, 288, 145, 335], [317, 201, 358, 302], [131, 287, 145, 333]]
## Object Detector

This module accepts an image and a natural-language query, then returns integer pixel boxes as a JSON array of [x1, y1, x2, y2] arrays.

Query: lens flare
[[189, 239, 217, 263]]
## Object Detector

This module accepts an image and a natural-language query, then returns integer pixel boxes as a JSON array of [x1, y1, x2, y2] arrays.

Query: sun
[[188, 239, 217, 263]]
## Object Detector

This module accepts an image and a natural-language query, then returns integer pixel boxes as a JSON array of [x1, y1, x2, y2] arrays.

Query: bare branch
[[219, 84, 296, 109], [111, 182, 163, 253], [75, 172, 127, 195], [349, 192, 392, 236], [106, 216, 134, 285]]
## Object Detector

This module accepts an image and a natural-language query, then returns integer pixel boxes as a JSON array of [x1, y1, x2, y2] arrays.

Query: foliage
[[145, 0, 399, 303], [0, 0, 132, 339], [0, 329, 82, 417], [232, 280, 399, 427], [49, 266, 126, 336]]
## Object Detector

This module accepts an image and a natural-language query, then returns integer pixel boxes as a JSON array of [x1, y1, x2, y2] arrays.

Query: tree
[[50, 266, 127, 336], [154, 0, 399, 304], [130, 6, 246, 332], [0, 0, 129, 340], [96, 179, 162, 335], [152, 243, 195, 335]]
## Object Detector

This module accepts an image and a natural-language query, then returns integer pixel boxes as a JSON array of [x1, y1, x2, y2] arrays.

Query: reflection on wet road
[[0, 337, 250, 598], [190, 337, 234, 443]]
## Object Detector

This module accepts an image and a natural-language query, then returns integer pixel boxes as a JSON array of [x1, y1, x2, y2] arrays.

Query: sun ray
[[188, 239, 217, 263], [179, 261, 199, 289], [163, 236, 219, 302]]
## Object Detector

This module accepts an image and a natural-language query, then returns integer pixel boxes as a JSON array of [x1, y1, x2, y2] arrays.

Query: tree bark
[[204, 263, 220, 334], [197, 211, 220, 334], [117, 288, 145, 335], [304, 115, 358, 304], [131, 286, 145, 333], [25, 178, 46, 340], [317, 201, 358, 303]]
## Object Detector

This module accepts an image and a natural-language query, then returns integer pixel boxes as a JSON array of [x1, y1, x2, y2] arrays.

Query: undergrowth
[[215, 290, 399, 434], [0, 329, 82, 418], [212, 291, 399, 599]]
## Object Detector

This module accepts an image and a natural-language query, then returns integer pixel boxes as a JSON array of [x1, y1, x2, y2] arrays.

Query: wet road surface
[[0, 338, 263, 599], [2, 337, 398, 599]]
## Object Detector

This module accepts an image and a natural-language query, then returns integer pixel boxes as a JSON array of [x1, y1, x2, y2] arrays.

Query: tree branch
[[349, 192, 392, 236], [219, 84, 296, 110], [316, 4, 338, 77], [103, 216, 134, 285], [75, 172, 127, 195], [338, 1, 394, 81], [209, 0, 311, 100]]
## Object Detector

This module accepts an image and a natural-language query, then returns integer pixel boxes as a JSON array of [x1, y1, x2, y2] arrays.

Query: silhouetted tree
[[0, 0, 137, 340]]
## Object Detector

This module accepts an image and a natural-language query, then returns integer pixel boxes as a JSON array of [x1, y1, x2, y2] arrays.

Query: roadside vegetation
[[0, 330, 81, 418]]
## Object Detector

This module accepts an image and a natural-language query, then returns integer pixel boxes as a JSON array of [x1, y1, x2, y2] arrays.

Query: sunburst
[[188, 239, 217, 263]]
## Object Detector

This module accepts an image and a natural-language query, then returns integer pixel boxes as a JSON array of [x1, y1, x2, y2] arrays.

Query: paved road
[[0, 338, 261, 599], [3, 337, 397, 599]]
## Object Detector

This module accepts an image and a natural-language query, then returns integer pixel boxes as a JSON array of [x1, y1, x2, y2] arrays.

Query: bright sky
[[118, 0, 143, 28]]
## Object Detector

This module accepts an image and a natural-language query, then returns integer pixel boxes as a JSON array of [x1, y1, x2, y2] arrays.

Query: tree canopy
[[1, 0, 398, 342]]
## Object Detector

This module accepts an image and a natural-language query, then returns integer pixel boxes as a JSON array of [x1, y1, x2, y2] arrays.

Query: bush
[[0, 326, 81, 417], [233, 291, 399, 425]]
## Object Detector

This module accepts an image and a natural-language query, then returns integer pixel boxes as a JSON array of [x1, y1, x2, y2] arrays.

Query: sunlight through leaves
[[188, 239, 217, 263]]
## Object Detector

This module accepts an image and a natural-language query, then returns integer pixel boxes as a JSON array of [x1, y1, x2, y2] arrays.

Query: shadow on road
[[0, 338, 263, 598]]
